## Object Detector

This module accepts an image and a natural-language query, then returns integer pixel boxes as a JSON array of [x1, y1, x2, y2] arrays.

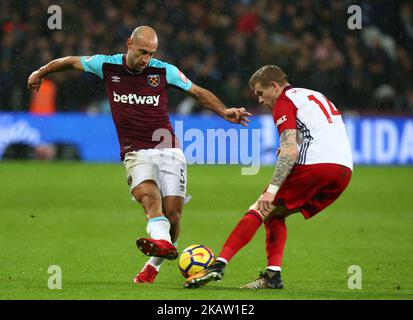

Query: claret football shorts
[[123, 148, 187, 198], [273, 163, 352, 219]]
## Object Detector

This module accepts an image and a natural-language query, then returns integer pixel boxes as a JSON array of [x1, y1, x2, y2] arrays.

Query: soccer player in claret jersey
[[185, 65, 353, 289], [27, 26, 251, 284]]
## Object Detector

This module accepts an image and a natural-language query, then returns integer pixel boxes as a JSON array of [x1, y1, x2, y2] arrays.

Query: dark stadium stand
[[1, 0, 412, 114]]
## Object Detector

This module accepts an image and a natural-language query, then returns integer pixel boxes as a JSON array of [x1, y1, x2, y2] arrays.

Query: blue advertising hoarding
[[0, 113, 412, 166]]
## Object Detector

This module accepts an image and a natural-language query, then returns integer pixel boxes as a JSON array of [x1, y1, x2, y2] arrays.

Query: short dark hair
[[249, 65, 288, 88]]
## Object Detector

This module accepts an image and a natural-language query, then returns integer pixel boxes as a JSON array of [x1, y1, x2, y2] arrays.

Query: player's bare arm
[[271, 129, 298, 186], [28, 56, 83, 91], [188, 83, 251, 127], [258, 129, 298, 214]]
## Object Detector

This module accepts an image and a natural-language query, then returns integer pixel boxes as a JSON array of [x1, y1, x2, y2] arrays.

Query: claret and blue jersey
[[80, 54, 192, 159]]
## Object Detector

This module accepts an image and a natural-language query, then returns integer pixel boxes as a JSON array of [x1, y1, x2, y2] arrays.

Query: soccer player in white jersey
[[27, 26, 251, 284], [185, 65, 353, 289]]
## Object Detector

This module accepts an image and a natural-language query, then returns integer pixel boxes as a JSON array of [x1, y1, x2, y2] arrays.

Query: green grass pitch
[[0, 162, 412, 300]]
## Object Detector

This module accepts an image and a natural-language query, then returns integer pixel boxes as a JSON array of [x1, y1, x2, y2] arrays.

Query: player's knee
[[267, 206, 298, 220], [132, 181, 160, 199], [248, 202, 267, 221], [134, 191, 162, 216]]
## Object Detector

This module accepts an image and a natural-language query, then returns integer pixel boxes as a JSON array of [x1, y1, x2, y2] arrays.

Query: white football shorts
[[123, 148, 187, 199]]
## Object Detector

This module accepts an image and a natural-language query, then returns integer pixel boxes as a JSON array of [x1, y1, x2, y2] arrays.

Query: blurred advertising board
[[0, 113, 412, 165]]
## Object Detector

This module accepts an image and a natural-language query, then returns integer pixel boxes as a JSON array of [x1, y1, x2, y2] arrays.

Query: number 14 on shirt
[[308, 95, 341, 124]]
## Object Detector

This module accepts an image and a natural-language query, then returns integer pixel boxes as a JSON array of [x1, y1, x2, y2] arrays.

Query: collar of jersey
[[273, 85, 294, 109], [282, 85, 293, 95], [122, 54, 150, 75]]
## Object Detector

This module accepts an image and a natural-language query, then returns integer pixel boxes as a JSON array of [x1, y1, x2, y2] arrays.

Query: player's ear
[[271, 81, 279, 91], [127, 38, 133, 49]]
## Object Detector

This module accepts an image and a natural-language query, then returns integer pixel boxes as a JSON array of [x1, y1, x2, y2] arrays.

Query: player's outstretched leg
[[136, 213, 178, 260], [184, 260, 226, 289], [184, 210, 263, 289], [240, 269, 283, 289], [133, 182, 178, 260], [136, 237, 178, 260]]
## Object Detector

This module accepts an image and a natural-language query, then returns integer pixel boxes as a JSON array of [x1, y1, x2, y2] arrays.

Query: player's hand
[[27, 71, 44, 92], [224, 107, 252, 127], [257, 192, 275, 216]]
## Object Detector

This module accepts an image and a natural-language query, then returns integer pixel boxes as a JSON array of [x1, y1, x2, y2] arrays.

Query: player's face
[[126, 38, 157, 71], [253, 82, 278, 109]]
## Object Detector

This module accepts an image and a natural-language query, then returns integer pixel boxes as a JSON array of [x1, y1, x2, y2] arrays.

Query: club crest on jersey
[[147, 74, 160, 87]]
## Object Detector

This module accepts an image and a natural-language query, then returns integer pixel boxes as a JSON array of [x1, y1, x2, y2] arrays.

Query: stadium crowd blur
[[1, 0, 413, 115]]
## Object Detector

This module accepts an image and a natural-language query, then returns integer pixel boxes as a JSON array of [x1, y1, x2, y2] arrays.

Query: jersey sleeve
[[272, 97, 297, 135], [80, 54, 122, 79], [80, 55, 107, 79], [165, 63, 193, 91]]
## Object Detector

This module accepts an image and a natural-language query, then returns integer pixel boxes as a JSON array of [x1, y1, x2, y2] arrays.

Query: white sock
[[147, 241, 178, 271], [146, 216, 172, 243], [267, 265, 282, 272], [147, 258, 163, 271], [217, 257, 228, 265]]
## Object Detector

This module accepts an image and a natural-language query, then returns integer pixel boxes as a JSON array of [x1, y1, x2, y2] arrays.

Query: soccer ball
[[178, 244, 215, 278]]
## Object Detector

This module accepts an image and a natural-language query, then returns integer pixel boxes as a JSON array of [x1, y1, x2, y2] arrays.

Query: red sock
[[265, 217, 287, 268], [218, 210, 262, 263]]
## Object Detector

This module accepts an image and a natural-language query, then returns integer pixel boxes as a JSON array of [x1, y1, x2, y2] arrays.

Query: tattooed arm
[[258, 129, 298, 214], [270, 129, 298, 187]]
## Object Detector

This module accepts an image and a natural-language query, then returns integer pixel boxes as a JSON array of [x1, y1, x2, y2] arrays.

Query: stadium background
[[0, 0, 412, 300], [1, 0, 413, 114]]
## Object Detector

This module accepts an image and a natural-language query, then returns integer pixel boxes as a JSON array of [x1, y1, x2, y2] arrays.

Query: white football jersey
[[273, 87, 353, 170]]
